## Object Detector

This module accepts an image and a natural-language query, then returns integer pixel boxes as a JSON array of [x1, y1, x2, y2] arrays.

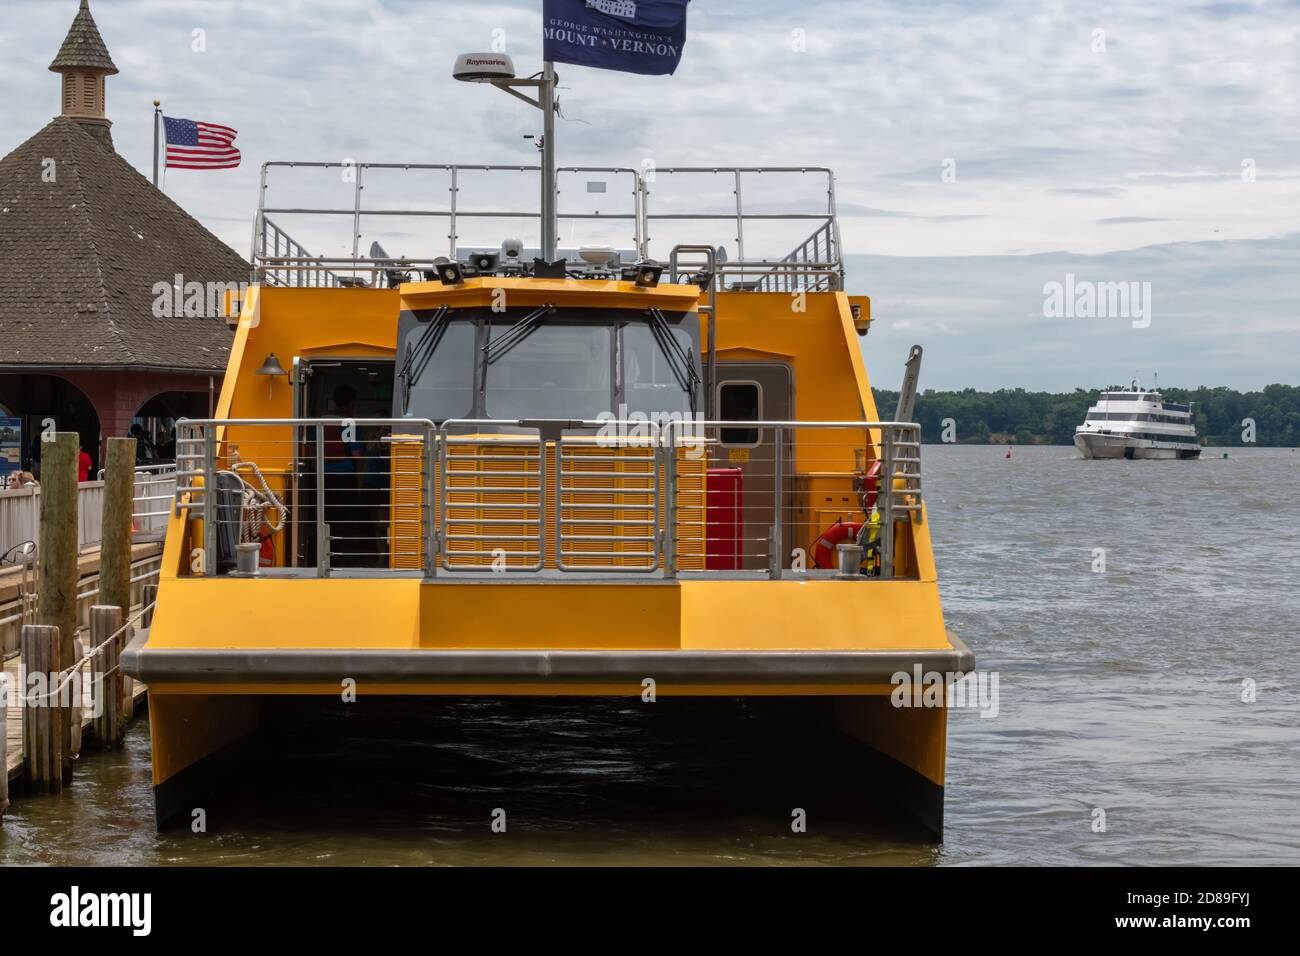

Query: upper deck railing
[[250, 162, 843, 292]]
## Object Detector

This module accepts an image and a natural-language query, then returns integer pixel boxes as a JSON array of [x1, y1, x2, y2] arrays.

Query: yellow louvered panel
[[446, 440, 541, 570], [388, 437, 427, 569], [389, 435, 706, 571], [557, 440, 655, 570]]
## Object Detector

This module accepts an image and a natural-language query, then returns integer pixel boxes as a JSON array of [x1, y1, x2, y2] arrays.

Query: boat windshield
[[396, 307, 700, 423], [486, 324, 612, 420]]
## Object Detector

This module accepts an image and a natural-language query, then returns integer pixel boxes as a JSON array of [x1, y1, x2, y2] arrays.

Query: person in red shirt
[[78, 445, 92, 483]]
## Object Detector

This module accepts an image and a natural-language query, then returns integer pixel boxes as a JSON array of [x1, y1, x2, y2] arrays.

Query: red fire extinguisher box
[[705, 467, 743, 570]]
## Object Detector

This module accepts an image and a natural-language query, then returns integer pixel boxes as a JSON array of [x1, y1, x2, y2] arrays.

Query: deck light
[[633, 261, 664, 288], [433, 258, 465, 286]]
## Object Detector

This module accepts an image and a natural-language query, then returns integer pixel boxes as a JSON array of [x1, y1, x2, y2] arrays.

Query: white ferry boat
[[1074, 381, 1201, 460]]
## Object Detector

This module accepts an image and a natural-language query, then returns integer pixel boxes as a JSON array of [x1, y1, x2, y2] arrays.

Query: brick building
[[0, 0, 247, 476]]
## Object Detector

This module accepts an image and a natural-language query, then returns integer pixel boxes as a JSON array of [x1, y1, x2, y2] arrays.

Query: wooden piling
[[38, 432, 79, 779], [99, 438, 137, 616], [0, 672, 9, 815], [70, 636, 85, 757], [90, 606, 125, 749], [21, 624, 63, 794]]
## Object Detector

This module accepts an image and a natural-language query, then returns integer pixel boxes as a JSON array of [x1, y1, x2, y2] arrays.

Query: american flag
[[163, 116, 241, 170]]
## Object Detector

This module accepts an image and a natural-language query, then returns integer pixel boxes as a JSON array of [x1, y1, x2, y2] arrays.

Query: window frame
[[716, 379, 764, 448]]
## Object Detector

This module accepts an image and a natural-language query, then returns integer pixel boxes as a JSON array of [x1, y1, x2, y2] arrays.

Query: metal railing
[[252, 163, 644, 286], [747, 222, 841, 292], [174, 418, 436, 579], [170, 418, 921, 581], [249, 162, 843, 291], [255, 216, 342, 288], [660, 420, 922, 579], [643, 167, 842, 291]]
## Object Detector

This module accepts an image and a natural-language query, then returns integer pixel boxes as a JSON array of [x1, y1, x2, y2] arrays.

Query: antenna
[[455, 53, 559, 261]]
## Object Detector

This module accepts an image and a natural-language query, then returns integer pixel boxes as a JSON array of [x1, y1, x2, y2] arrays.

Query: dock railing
[[172, 418, 921, 581]]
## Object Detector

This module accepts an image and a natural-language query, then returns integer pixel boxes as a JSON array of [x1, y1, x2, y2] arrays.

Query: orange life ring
[[812, 520, 863, 569]]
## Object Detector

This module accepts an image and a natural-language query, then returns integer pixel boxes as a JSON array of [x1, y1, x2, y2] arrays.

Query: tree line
[[871, 385, 1300, 447]]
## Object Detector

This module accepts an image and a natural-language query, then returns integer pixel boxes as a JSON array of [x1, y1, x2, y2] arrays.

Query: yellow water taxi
[[123, 65, 972, 837]]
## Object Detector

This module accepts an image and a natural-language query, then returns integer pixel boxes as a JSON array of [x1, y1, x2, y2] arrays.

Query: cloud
[[1096, 217, 1172, 224], [2, 0, 1297, 389], [848, 233, 1300, 391]]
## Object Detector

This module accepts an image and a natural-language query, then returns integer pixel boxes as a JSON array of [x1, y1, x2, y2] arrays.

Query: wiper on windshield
[[644, 307, 701, 411], [399, 305, 449, 414], [482, 304, 557, 365]]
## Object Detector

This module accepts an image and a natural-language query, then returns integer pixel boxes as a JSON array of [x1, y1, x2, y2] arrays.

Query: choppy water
[[2, 445, 1297, 865]]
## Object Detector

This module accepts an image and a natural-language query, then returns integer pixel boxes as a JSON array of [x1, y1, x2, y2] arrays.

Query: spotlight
[[633, 260, 664, 288], [432, 257, 464, 286], [470, 251, 500, 274]]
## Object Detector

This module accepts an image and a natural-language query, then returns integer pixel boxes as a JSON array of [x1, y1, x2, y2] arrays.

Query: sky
[[1, 0, 1298, 390]]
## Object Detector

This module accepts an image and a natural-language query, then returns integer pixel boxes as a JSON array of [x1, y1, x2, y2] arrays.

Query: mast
[[540, 61, 558, 262]]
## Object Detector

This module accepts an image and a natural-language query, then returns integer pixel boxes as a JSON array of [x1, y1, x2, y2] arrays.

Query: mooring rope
[[12, 599, 158, 706]]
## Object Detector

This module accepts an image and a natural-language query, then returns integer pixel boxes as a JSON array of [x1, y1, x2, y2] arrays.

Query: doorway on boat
[[294, 358, 396, 570], [714, 363, 793, 572]]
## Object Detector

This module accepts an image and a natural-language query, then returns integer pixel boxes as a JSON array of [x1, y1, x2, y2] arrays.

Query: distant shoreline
[[872, 385, 1300, 448], [918, 438, 1298, 448]]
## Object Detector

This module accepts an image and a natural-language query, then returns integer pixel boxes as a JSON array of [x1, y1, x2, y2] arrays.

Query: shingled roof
[[48, 0, 118, 75], [0, 118, 248, 372]]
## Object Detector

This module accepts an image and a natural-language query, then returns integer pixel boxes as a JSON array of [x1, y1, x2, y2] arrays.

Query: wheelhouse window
[[485, 323, 612, 421], [400, 319, 476, 420], [397, 306, 700, 425], [623, 323, 697, 419]]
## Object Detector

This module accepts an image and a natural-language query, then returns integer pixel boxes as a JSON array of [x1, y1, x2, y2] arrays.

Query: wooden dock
[[4, 634, 149, 783]]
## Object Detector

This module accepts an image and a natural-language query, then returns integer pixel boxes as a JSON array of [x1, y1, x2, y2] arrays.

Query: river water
[[2, 445, 1297, 865]]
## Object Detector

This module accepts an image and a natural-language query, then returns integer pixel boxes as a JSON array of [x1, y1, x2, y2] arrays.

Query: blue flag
[[543, 0, 690, 76]]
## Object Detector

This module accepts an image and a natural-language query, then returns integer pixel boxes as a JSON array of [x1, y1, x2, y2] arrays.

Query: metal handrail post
[[351, 164, 364, 262], [733, 169, 745, 261], [202, 427, 217, 577], [826, 170, 844, 289], [315, 423, 328, 577], [662, 426, 677, 578], [770, 423, 784, 579], [424, 424, 438, 578], [881, 426, 895, 579], [448, 166, 459, 258]]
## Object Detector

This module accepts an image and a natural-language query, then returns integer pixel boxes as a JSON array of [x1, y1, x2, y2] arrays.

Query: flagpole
[[152, 100, 161, 187], [540, 61, 557, 262]]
